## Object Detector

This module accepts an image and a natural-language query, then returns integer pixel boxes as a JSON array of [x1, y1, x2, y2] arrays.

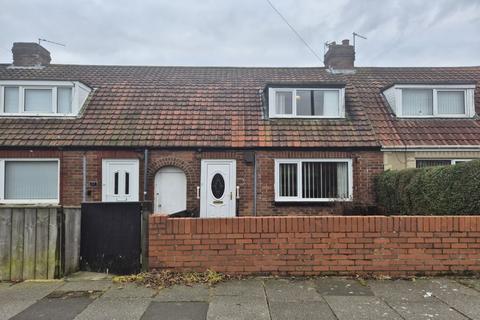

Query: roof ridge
[[1, 63, 479, 70]]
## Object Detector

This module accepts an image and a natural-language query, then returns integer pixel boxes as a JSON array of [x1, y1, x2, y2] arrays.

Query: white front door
[[200, 160, 236, 218], [102, 159, 139, 202], [154, 166, 187, 214]]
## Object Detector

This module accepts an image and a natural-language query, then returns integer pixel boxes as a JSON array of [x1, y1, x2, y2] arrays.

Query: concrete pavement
[[1, 273, 480, 320]]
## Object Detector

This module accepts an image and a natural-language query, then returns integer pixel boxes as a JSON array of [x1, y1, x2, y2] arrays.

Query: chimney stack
[[12, 42, 51, 68], [324, 39, 355, 72]]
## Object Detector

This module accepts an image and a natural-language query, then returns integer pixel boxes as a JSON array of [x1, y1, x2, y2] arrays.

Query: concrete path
[[1, 274, 480, 320]]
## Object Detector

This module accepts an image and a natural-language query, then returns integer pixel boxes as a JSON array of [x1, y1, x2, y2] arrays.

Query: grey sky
[[1, 0, 479, 67]]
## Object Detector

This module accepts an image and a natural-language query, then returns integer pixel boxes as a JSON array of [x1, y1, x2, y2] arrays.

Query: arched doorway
[[154, 166, 187, 214]]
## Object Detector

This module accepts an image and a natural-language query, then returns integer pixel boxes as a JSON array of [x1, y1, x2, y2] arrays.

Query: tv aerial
[[38, 38, 66, 47], [352, 32, 367, 48]]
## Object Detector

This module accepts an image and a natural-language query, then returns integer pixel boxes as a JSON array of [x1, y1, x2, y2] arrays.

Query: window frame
[[415, 158, 473, 168], [0, 158, 60, 204], [274, 158, 353, 202], [0, 80, 87, 117], [22, 86, 56, 114], [268, 87, 345, 119], [393, 84, 475, 118]]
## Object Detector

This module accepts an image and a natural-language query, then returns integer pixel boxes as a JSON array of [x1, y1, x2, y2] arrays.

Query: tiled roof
[[0, 64, 378, 148], [0, 64, 479, 148], [350, 67, 480, 147]]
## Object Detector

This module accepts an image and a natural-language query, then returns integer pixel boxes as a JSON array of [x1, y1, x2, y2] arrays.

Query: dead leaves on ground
[[112, 269, 233, 289]]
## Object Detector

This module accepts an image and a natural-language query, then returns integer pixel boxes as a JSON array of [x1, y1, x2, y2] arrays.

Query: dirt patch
[[112, 269, 237, 289]]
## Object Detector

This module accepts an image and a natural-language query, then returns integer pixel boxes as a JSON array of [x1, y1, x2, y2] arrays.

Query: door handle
[[236, 186, 240, 199], [196, 186, 200, 199]]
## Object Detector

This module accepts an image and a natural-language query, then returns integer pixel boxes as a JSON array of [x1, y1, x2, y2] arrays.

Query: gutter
[[382, 145, 480, 152], [253, 152, 257, 216], [82, 153, 87, 202]]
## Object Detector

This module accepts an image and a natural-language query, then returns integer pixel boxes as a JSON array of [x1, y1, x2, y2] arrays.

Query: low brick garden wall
[[148, 215, 480, 276]]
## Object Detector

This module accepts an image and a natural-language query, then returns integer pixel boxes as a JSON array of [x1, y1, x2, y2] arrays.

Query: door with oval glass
[[200, 159, 236, 218]]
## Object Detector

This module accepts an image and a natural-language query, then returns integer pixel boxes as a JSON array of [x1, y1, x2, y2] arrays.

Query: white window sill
[[397, 115, 473, 119], [0, 113, 77, 117], [0, 201, 59, 205], [269, 116, 346, 119]]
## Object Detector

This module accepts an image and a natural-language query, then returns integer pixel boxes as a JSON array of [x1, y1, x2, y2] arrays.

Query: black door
[[80, 202, 142, 275]]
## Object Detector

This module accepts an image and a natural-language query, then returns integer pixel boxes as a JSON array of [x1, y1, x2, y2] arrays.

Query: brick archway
[[148, 157, 195, 183], [147, 157, 197, 212]]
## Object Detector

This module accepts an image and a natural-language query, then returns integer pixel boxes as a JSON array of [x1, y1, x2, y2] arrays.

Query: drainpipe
[[82, 153, 87, 202], [143, 149, 149, 201], [253, 151, 257, 216]]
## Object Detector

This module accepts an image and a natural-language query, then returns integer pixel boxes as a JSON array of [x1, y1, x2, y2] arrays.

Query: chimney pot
[[324, 39, 355, 71], [12, 42, 51, 68]]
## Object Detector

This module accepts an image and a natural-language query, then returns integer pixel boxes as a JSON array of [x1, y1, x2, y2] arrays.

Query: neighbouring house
[[0, 41, 478, 217], [364, 71, 480, 170]]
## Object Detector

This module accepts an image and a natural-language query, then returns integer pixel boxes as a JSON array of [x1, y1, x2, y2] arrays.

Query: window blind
[[57, 87, 72, 113], [275, 91, 292, 115], [4, 87, 19, 113], [4, 161, 58, 200], [24, 89, 52, 113], [438, 91, 465, 115], [402, 89, 433, 116]]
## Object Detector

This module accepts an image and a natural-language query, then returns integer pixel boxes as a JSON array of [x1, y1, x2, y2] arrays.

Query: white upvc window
[[383, 84, 475, 118], [274, 159, 353, 202], [0, 159, 60, 204], [0, 80, 91, 116], [268, 87, 345, 118], [415, 159, 473, 168]]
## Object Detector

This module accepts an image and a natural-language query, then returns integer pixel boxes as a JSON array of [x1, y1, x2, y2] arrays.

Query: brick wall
[[0, 149, 142, 206], [148, 149, 383, 216], [149, 215, 480, 276], [0, 148, 382, 215]]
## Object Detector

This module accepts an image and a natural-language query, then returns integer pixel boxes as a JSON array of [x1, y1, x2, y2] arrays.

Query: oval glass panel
[[211, 173, 225, 199]]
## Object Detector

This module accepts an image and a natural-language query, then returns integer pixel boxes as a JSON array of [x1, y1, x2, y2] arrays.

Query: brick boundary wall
[[148, 215, 480, 276]]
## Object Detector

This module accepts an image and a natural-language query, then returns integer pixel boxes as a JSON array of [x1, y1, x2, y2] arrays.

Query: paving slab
[[154, 284, 210, 302], [316, 278, 373, 296], [427, 278, 480, 297], [59, 280, 113, 292], [0, 282, 12, 290], [0, 281, 65, 319], [264, 278, 322, 302], [211, 278, 264, 297], [207, 295, 269, 320], [103, 283, 156, 298], [269, 301, 337, 320], [369, 279, 441, 303], [65, 272, 112, 282], [388, 301, 469, 320], [5, 281, 64, 299], [455, 278, 480, 293], [424, 278, 480, 319], [0, 298, 37, 320], [75, 297, 151, 320], [324, 296, 403, 320], [142, 301, 208, 320], [10, 292, 97, 320]]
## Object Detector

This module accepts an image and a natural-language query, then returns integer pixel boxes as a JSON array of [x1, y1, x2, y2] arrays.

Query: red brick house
[[0, 41, 478, 217]]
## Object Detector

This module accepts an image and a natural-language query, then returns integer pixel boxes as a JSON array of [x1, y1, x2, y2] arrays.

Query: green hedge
[[375, 160, 480, 215]]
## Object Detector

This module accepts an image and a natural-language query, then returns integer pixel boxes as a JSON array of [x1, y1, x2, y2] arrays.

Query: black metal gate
[[80, 202, 142, 275]]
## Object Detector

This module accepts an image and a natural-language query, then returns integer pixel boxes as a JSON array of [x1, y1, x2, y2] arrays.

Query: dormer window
[[383, 84, 475, 118], [268, 87, 345, 118], [0, 80, 91, 116]]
